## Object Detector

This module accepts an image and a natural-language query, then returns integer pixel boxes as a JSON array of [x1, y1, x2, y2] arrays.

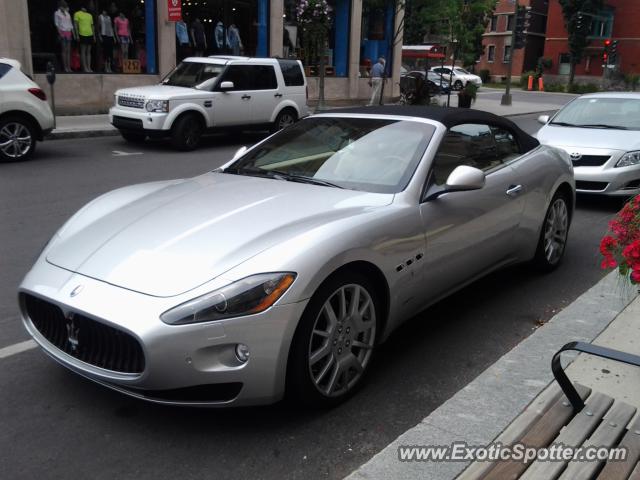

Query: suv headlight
[[160, 273, 296, 325], [145, 99, 169, 113], [616, 151, 640, 168]]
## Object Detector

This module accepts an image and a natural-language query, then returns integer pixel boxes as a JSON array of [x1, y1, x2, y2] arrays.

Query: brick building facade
[[543, 0, 640, 82], [476, 0, 549, 81]]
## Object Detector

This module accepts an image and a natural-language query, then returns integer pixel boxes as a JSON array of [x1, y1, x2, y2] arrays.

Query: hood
[[116, 84, 210, 100], [536, 124, 640, 152], [46, 173, 392, 297]]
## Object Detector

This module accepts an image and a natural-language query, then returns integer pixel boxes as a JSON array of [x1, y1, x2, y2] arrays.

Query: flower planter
[[458, 93, 472, 108]]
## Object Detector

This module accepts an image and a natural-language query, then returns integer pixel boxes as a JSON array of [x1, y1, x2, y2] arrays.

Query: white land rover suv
[[109, 56, 309, 150]]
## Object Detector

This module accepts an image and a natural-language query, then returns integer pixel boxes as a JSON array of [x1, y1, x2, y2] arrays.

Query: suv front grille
[[118, 95, 145, 109], [23, 294, 145, 374]]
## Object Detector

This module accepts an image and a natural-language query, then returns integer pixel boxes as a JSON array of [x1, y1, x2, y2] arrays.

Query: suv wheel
[[271, 109, 297, 133], [0, 116, 36, 162], [121, 131, 147, 143], [171, 113, 204, 151]]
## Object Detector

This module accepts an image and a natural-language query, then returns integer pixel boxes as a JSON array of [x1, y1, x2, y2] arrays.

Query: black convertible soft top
[[325, 105, 540, 153]]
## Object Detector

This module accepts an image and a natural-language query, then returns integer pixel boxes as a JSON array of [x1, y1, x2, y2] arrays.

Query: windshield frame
[[549, 96, 640, 131], [160, 60, 228, 90], [224, 115, 437, 194]]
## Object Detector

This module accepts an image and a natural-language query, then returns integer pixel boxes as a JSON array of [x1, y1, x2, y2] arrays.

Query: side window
[[249, 65, 278, 90], [491, 126, 521, 163], [278, 60, 305, 86], [0, 63, 11, 80], [432, 124, 499, 185], [219, 65, 252, 90]]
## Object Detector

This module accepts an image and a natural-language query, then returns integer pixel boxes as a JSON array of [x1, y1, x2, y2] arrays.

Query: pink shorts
[[60, 31, 72, 41]]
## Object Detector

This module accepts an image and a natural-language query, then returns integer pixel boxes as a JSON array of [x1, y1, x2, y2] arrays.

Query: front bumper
[[109, 106, 172, 133], [19, 259, 307, 407]]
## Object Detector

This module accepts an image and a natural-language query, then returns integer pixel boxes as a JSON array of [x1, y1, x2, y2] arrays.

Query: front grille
[[576, 180, 609, 191], [23, 294, 145, 374], [571, 155, 610, 167], [117, 95, 145, 109], [112, 116, 144, 130]]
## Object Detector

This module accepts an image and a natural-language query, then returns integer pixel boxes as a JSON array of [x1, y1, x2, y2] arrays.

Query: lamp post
[[501, 0, 519, 106]]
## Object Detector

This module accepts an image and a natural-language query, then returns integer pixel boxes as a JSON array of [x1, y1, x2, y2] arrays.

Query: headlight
[[160, 273, 296, 325], [616, 151, 640, 168], [145, 99, 169, 113]]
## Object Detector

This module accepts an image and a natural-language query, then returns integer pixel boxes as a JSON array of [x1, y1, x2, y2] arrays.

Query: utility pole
[[501, 0, 519, 106]]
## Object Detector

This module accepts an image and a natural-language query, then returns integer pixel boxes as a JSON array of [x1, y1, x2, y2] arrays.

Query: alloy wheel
[[308, 284, 376, 397], [543, 198, 569, 265], [278, 112, 296, 129], [0, 122, 32, 159]]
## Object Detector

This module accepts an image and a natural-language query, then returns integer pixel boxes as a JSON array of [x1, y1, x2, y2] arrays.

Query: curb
[[345, 271, 638, 480]]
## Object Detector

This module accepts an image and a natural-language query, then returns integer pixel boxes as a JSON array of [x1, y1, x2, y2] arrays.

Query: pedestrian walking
[[368, 57, 385, 106]]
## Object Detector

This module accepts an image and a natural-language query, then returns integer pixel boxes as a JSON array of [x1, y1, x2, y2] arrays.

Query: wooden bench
[[460, 342, 640, 480]]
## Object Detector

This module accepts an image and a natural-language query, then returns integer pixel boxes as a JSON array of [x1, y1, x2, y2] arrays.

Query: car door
[[418, 123, 524, 300], [245, 64, 280, 124], [212, 64, 253, 126]]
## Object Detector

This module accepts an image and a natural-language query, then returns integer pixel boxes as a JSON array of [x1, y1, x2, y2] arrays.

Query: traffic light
[[603, 39, 611, 63], [610, 40, 619, 63], [514, 6, 531, 50]]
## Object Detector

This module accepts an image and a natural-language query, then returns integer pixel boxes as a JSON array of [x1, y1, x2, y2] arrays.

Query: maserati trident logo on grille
[[570, 152, 582, 161], [65, 314, 80, 352], [70, 285, 84, 297]]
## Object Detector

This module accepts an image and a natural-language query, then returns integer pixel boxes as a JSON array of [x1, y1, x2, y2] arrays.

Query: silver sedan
[[536, 92, 640, 196], [19, 107, 575, 407]]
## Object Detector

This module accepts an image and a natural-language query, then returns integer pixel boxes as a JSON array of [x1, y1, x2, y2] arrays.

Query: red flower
[[631, 269, 640, 284]]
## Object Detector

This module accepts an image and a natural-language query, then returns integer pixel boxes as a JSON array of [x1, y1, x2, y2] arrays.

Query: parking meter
[[46, 61, 56, 127]]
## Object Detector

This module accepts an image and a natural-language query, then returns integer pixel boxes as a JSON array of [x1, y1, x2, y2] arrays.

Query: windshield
[[226, 117, 435, 193], [161, 61, 225, 88], [551, 97, 640, 130], [454, 67, 470, 74]]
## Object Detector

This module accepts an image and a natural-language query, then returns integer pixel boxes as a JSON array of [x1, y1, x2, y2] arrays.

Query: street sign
[[167, 0, 182, 22]]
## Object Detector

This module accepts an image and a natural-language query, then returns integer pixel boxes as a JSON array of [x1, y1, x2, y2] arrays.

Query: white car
[[0, 58, 55, 162], [430, 66, 482, 91], [536, 92, 640, 196], [109, 57, 309, 150]]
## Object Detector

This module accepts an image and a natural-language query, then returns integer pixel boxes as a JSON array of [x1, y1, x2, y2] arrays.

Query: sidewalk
[[346, 271, 639, 480], [47, 95, 560, 140]]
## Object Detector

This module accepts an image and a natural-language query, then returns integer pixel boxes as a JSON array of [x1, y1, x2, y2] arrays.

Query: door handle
[[506, 184, 523, 197], [274, 93, 283, 98], [241, 94, 251, 100]]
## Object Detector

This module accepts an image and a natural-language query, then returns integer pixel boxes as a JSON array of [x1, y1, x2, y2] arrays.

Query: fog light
[[235, 343, 250, 363]]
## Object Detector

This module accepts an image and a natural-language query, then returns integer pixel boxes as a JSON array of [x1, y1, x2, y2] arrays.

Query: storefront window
[[282, 0, 349, 77], [176, 0, 269, 62], [360, 0, 394, 78], [28, 0, 157, 74]]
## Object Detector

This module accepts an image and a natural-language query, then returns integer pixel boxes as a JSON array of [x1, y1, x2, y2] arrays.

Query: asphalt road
[[0, 116, 627, 480]]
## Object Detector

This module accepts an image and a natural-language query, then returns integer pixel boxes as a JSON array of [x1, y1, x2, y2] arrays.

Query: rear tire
[[454, 80, 463, 91], [171, 113, 204, 151], [533, 192, 570, 272], [120, 131, 146, 143], [0, 115, 37, 162], [271, 108, 298, 133], [287, 271, 380, 408]]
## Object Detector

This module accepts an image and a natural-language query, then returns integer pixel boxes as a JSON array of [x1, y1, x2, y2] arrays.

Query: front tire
[[171, 113, 204, 151], [0, 115, 37, 162], [287, 272, 380, 407], [271, 108, 297, 133], [533, 192, 570, 271], [454, 80, 463, 91]]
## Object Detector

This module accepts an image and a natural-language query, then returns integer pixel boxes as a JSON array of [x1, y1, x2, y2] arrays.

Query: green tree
[[403, 0, 496, 68], [558, 0, 604, 86]]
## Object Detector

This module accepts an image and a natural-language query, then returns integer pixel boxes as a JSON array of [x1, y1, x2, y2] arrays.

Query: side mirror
[[425, 165, 486, 201], [232, 146, 247, 160], [537, 114, 550, 125], [219, 81, 234, 91]]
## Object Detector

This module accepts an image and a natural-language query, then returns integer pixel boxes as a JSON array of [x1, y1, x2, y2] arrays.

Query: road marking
[[112, 150, 143, 156], [0, 340, 37, 360]]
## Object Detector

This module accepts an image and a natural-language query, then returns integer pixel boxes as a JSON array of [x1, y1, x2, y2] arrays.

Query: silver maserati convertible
[[19, 107, 575, 407]]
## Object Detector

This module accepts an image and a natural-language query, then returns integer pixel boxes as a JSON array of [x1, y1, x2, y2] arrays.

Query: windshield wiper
[[224, 166, 343, 188], [575, 123, 629, 130], [549, 121, 578, 127]]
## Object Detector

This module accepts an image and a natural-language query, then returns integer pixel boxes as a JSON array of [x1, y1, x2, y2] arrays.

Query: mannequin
[[114, 12, 132, 60], [190, 18, 207, 56], [98, 10, 115, 73], [175, 19, 190, 47], [214, 21, 226, 53], [73, 6, 95, 72], [54, 0, 74, 72], [227, 23, 242, 56]]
